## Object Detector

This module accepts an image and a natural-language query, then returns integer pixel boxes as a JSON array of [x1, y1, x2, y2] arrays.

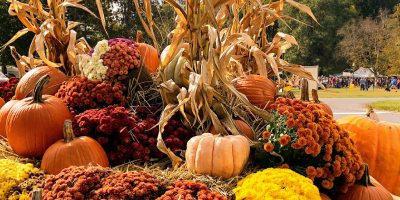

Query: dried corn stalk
[[1, 0, 107, 76], [136, 0, 322, 167]]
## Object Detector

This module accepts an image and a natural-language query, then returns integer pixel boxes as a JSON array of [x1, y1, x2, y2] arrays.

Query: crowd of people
[[318, 76, 400, 91]]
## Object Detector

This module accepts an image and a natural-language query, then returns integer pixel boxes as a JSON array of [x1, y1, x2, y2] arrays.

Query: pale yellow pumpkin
[[185, 133, 250, 179]]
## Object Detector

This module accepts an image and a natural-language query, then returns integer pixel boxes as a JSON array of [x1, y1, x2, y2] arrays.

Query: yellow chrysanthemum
[[234, 168, 321, 200], [0, 159, 39, 199]]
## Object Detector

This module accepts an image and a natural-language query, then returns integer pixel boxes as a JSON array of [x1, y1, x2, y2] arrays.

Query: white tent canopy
[[353, 67, 375, 78]]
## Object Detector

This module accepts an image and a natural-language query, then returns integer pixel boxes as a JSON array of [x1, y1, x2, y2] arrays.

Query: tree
[[279, 0, 358, 75], [381, 4, 400, 75], [337, 12, 390, 75]]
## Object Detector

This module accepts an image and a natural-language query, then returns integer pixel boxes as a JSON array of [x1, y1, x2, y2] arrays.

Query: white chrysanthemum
[[80, 40, 110, 81]]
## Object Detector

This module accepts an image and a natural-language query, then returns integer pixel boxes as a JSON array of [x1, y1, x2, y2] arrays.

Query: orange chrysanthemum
[[263, 143, 274, 153], [280, 163, 290, 168], [291, 143, 302, 150], [322, 180, 334, 189], [286, 118, 295, 128], [306, 166, 317, 177], [262, 131, 271, 140], [278, 134, 291, 146], [297, 137, 307, 147]]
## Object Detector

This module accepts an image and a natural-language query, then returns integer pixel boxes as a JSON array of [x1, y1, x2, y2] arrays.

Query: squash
[[209, 119, 254, 140], [232, 75, 276, 109], [185, 133, 250, 179], [41, 120, 109, 174], [6, 75, 72, 157], [337, 115, 400, 195], [14, 66, 68, 100], [0, 100, 18, 138], [335, 164, 392, 200]]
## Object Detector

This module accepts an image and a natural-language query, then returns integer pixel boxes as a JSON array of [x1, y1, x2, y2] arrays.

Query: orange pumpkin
[[41, 120, 109, 174], [6, 75, 72, 157], [335, 165, 392, 200], [210, 119, 254, 140], [138, 43, 160, 74], [185, 133, 250, 179], [14, 66, 68, 100], [311, 89, 333, 116], [232, 75, 276, 109], [337, 116, 400, 195], [0, 100, 18, 138], [136, 31, 160, 74], [0, 97, 5, 108]]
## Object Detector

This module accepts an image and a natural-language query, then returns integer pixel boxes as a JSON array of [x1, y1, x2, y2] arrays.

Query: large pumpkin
[[14, 66, 68, 100], [41, 120, 109, 174], [0, 100, 18, 138], [6, 75, 72, 157], [185, 133, 250, 179], [209, 119, 254, 140], [337, 116, 400, 195], [232, 75, 276, 109], [335, 165, 392, 200]]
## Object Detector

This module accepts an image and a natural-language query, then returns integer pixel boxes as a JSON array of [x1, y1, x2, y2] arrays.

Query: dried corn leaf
[[0, 28, 29, 51], [285, 0, 318, 24]]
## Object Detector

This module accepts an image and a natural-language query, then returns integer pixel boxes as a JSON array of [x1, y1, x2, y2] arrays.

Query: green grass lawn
[[291, 87, 400, 98], [369, 100, 400, 112]]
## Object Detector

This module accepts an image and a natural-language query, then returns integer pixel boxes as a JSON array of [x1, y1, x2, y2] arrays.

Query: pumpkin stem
[[31, 189, 43, 200], [311, 89, 321, 103], [63, 120, 75, 143], [300, 79, 309, 101], [32, 75, 50, 103], [360, 164, 373, 186], [136, 31, 143, 43]]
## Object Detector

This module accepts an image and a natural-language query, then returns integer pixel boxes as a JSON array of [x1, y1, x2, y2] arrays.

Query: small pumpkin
[[0, 100, 18, 138], [232, 75, 276, 109], [41, 120, 109, 174], [335, 164, 392, 200], [14, 66, 68, 100], [185, 133, 250, 179], [136, 31, 160, 74], [210, 119, 254, 140], [337, 115, 400, 195], [6, 75, 72, 157]]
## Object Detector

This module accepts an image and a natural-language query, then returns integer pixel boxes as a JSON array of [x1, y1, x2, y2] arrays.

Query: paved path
[[321, 98, 400, 123]]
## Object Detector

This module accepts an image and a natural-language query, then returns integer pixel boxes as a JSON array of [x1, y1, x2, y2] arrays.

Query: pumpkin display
[[311, 89, 333, 116], [0, 100, 18, 138], [41, 120, 109, 174], [232, 75, 276, 109], [337, 115, 400, 195], [14, 66, 68, 100], [185, 133, 250, 179], [6, 75, 72, 157], [335, 165, 392, 200], [209, 119, 254, 140]]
